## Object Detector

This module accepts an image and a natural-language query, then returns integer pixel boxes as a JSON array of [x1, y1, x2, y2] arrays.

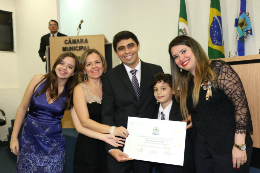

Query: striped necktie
[[130, 69, 140, 102], [161, 112, 165, 120]]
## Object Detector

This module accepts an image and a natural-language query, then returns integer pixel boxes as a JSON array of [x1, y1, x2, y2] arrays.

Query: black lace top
[[187, 60, 253, 154]]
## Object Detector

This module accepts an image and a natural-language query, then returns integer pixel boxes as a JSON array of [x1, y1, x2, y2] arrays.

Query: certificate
[[124, 117, 186, 166]]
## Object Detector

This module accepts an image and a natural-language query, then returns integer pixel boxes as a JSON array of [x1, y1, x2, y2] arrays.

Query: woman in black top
[[168, 35, 253, 173]]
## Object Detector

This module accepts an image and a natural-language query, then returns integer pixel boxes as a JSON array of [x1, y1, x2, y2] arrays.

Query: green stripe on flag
[[210, 0, 221, 12], [208, 47, 225, 59], [179, 0, 187, 21]]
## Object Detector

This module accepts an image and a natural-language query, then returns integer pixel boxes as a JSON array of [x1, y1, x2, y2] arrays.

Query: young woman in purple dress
[[10, 52, 79, 172]]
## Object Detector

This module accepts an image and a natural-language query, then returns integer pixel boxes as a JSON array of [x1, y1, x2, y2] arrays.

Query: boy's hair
[[113, 31, 139, 52], [151, 72, 172, 88]]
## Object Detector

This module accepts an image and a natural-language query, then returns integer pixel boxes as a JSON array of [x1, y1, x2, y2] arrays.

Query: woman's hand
[[102, 134, 125, 147], [182, 114, 192, 130], [232, 146, 247, 169], [10, 140, 19, 155], [114, 126, 129, 138]]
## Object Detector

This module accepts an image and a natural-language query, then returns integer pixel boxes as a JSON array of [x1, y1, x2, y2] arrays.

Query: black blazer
[[38, 32, 67, 62], [153, 99, 196, 173], [102, 61, 163, 151], [152, 98, 182, 121]]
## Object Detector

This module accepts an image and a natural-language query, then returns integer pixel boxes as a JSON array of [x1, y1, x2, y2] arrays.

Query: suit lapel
[[169, 99, 182, 121], [116, 64, 136, 96], [153, 104, 160, 119], [140, 61, 151, 96]]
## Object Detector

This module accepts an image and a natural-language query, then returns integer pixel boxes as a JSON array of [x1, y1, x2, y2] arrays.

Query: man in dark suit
[[38, 20, 67, 71], [102, 31, 163, 173]]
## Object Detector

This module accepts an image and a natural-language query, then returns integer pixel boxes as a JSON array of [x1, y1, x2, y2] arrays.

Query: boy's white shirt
[[158, 101, 173, 120]]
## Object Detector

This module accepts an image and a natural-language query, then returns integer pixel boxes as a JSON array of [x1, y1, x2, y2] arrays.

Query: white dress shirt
[[158, 101, 173, 120], [123, 59, 141, 87], [49, 32, 58, 37]]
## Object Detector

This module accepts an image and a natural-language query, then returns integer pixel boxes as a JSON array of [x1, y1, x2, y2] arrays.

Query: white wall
[[0, 0, 19, 141], [59, 0, 260, 73], [14, 0, 58, 99], [0, 0, 59, 140]]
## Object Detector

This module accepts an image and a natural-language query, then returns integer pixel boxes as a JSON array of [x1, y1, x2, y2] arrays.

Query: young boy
[[151, 72, 195, 173]]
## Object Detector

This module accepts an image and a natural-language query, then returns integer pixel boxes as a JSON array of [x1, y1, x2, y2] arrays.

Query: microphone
[[77, 20, 84, 30]]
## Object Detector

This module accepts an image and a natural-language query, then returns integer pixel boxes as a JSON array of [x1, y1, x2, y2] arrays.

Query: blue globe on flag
[[210, 16, 224, 46]]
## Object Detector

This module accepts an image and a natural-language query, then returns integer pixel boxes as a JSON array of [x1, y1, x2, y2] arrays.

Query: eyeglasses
[[49, 24, 57, 27]]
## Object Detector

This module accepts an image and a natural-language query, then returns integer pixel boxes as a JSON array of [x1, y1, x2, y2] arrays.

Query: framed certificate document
[[124, 117, 187, 166]]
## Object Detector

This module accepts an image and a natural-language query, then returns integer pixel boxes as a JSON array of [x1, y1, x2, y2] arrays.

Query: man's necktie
[[52, 34, 54, 37], [130, 69, 140, 102], [161, 112, 165, 120]]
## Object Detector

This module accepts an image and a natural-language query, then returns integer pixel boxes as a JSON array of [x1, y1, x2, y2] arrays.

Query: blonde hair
[[78, 49, 107, 82], [168, 35, 217, 119]]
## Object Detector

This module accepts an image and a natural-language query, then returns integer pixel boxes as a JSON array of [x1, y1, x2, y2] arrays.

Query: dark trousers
[[107, 153, 153, 173], [195, 134, 252, 173], [156, 164, 182, 173]]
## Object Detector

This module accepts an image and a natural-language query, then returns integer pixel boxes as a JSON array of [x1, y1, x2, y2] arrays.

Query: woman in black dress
[[71, 49, 128, 173], [168, 35, 253, 173]]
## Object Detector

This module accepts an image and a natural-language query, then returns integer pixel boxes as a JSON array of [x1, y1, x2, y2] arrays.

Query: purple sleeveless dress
[[16, 80, 66, 173]]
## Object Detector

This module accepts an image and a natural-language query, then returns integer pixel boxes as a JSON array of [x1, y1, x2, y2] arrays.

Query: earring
[[84, 72, 87, 81], [180, 68, 182, 72], [156, 100, 159, 104]]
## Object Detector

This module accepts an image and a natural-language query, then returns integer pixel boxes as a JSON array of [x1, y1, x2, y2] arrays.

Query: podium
[[48, 35, 119, 128]]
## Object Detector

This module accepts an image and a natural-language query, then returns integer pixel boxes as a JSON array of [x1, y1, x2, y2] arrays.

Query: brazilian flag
[[208, 0, 225, 59]]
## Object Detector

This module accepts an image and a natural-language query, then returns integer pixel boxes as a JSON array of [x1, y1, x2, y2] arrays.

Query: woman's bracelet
[[110, 126, 116, 136], [11, 139, 18, 141]]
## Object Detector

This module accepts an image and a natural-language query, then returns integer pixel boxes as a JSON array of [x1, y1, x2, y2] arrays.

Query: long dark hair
[[168, 35, 216, 119], [34, 52, 79, 110]]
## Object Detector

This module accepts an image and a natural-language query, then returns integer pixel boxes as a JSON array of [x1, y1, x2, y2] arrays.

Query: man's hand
[[110, 149, 133, 162]]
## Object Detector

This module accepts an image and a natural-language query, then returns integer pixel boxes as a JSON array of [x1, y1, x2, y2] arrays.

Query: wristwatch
[[234, 143, 246, 150]]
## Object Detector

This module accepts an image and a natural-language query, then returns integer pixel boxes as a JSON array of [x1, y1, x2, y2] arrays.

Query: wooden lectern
[[48, 35, 118, 128]]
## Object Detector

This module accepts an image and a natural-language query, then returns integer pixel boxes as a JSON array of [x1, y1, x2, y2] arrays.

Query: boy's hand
[[182, 114, 192, 130]]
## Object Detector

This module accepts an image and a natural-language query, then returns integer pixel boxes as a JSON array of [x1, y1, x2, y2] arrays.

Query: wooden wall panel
[[231, 63, 260, 148], [219, 54, 260, 148]]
